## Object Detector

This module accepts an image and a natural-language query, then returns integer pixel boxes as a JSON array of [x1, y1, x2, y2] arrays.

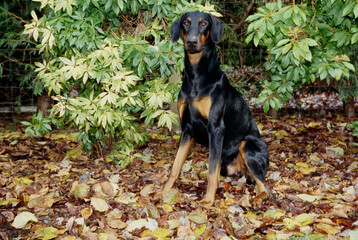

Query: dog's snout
[[186, 37, 198, 46]]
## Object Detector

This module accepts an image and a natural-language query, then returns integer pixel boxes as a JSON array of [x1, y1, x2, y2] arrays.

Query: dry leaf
[[90, 197, 110, 212], [12, 211, 38, 229]]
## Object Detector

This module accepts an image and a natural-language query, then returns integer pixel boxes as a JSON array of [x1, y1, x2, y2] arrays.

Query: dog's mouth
[[184, 44, 203, 54]]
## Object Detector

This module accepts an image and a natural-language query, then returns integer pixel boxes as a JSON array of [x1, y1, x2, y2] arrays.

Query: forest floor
[[0, 96, 358, 239]]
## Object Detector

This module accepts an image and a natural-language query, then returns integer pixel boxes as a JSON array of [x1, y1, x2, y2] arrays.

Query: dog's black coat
[[163, 12, 269, 207]]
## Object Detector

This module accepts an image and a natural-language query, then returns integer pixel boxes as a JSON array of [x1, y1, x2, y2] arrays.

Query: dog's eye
[[200, 22, 207, 27], [183, 22, 190, 27]]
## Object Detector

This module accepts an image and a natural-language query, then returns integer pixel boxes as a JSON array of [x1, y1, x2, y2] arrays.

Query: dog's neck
[[184, 44, 220, 78]]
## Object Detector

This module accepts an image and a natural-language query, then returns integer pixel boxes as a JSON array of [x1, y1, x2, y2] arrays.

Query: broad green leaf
[[342, 2, 354, 16], [277, 39, 291, 47]]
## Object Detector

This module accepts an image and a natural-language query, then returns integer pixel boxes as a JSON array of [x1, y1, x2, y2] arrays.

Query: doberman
[[161, 12, 270, 208]]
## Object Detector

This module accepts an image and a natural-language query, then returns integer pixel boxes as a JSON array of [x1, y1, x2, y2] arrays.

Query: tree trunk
[[344, 97, 355, 118], [268, 107, 279, 119], [168, 70, 182, 134], [36, 94, 53, 117]]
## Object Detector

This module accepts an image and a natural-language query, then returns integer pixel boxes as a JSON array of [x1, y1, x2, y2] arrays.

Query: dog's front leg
[[200, 124, 224, 207], [162, 132, 194, 194]]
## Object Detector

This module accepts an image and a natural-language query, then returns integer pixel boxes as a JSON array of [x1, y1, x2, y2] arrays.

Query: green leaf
[[301, 38, 318, 46], [342, 2, 354, 16], [253, 33, 260, 47], [263, 101, 270, 113], [342, 62, 355, 71], [282, 43, 292, 55], [292, 45, 301, 60], [351, 33, 358, 44], [292, 13, 302, 26], [354, 4, 358, 18], [277, 39, 291, 47]]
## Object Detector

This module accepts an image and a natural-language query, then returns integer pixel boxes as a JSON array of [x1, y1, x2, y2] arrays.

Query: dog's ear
[[209, 14, 223, 44], [171, 16, 182, 42]]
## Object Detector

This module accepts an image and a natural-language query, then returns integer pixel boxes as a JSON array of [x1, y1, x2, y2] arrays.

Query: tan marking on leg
[[239, 141, 269, 209], [177, 98, 187, 119], [192, 96, 212, 119], [162, 138, 194, 193], [200, 161, 220, 207], [227, 142, 247, 176]]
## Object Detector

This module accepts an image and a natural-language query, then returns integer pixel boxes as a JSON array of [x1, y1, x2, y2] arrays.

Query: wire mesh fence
[[0, 0, 357, 126]]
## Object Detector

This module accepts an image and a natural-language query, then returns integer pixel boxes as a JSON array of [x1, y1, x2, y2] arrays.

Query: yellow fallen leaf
[[193, 224, 206, 236], [263, 209, 285, 220], [0, 199, 18, 206], [316, 223, 340, 235], [39, 226, 59, 240], [283, 218, 297, 229], [163, 189, 180, 205], [244, 211, 257, 219], [296, 162, 316, 175], [295, 213, 314, 227], [66, 146, 83, 159], [81, 208, 93, 220], [189, 212, 207, 224], [12, 211, 38, 229], [152, 228, 171, 239], [297, 194, 319, 202], [308, 122, 321, 128], [13, 177, 33, 184]]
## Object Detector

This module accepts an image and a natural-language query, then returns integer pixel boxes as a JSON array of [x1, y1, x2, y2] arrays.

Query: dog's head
[[171, 12, 223, 53]]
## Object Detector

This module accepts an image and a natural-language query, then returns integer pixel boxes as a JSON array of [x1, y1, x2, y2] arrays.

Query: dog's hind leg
[[238, 138, 270, 209]]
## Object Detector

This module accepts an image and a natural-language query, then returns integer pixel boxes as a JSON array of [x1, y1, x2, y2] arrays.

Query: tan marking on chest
[[193, 96, 212, 119], [177, 98, 187, 119], [187, 51, 203, 65]]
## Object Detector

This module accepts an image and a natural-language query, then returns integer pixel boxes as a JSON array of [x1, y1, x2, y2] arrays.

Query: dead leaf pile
[[0, 113, 357, 239]]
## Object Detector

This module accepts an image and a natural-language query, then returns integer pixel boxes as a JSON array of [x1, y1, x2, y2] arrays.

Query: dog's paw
[[199, 195, 215, 208], [251, 192, 269, 210]]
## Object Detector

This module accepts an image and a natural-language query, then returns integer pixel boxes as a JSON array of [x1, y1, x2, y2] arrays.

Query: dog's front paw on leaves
[[199, 195, 215, 208], [251, 193, 268, 210]]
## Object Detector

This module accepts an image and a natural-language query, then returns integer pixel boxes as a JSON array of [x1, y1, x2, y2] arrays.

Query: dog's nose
[[187, 38, 198, 46]]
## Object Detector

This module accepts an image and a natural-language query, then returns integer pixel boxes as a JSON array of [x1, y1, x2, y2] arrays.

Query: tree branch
[[232, 1, 255, 33]]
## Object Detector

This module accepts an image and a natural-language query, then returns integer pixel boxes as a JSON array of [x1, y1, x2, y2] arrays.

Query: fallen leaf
[[90, 197, 110, 212], [188, 212, 207, 224], [297, 194, 319, 202], [315, 223, 340, 235], [263, 209, 285, 220], [127, 219, 147, 233], [151, 228, 171, 239], [168, 219, 180, 230], [81, 208, 93, 220], [193, 224, 206, 236], [296, 162, 316, 175], [140, 184, 155, 198], [342, 186, 355, 202], [237, 194, 251, 208], [12, 211, 38, 229], [163, 189, 180, 204]]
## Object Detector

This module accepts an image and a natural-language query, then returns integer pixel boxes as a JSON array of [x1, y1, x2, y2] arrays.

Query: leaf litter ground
[[0, 112, 357, 240]]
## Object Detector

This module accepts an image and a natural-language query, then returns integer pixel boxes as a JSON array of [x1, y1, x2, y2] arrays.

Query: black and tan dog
[[161, 12, 270, 208]]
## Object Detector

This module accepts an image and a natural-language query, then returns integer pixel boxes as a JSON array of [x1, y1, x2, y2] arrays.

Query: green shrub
[[23, 0, 221, 162], [246, 0, 357, 113], [21, 111, 58, 137], [347, 121, 358, 136]]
